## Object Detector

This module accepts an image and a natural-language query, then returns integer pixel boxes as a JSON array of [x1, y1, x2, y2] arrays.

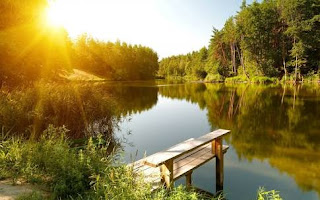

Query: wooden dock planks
[[128, 129, 230, 191], [143, 129, 230, 167]]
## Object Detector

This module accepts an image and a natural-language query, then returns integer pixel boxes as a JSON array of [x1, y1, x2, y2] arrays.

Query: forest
[[159, 0, 320, 82], [0, 0, 159, 86]]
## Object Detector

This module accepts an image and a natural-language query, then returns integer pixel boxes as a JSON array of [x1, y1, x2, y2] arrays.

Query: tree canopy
[[159, 0, 320, 82]]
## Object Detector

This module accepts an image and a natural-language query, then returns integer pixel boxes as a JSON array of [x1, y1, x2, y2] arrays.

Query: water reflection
[[159, 83, 320, 197], [0, 82, 158, 139], [1, 81, 320, 198]]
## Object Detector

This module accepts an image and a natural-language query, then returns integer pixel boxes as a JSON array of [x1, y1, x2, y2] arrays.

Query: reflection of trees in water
[[0, 82, 158, 140], [160, 83, 320, 195], [108, 84, 159, 116]]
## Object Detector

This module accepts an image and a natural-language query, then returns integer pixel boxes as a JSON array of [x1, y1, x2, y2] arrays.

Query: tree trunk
[[230, 43, 236, 75], [283, 58, 287, 82], [236, 44, 249, 79], [294, 37, 298, 83]]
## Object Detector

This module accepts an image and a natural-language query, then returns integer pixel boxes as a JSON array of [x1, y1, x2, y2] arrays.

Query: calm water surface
[[115, 82, 320, 200], [1, 81, 319, 199]]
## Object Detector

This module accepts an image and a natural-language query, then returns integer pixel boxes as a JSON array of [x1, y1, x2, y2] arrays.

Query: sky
[[48, 0, 257, 58]]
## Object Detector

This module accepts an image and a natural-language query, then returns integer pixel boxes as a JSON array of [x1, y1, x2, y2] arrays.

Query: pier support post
[[161, 160, 173, 189], [214, 138, 224, 192], [186, 171, 192, 188]]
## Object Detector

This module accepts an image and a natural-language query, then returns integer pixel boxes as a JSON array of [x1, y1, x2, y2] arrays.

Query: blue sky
[[49, 0, 257, 58], [144, 0, 258, 58]]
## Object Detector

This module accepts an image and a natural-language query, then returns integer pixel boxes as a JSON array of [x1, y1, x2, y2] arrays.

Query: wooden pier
[[128, 129, 230, 192]]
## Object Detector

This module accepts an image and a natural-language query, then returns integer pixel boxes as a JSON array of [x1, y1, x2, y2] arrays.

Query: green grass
[[225, 75, 279, 84], [250, 76, 279, 84], [204, 74, 225, 82], [256, 187, 282, 200], [17, 192, 44, 200], [225, 75, 249, 83]]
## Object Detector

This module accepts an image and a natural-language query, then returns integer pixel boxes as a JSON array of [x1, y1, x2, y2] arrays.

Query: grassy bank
[[0, 125, 282, 200], [164, 74, 320, 84]]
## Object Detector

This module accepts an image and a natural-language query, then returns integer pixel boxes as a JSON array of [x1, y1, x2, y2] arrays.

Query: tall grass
[[0, 82, 119, 139]]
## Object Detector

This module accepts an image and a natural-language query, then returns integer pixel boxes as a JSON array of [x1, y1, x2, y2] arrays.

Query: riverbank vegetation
[[0, 125, 216, 199], [159, 0, 320, 83], [0, 125, 282, 200]]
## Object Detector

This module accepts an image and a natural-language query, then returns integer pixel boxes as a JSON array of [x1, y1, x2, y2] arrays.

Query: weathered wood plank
[[173, 145, 228, 179], [132, 144, 229, 190], [144, 129, 230, 167], [129, 138, 195, 169]]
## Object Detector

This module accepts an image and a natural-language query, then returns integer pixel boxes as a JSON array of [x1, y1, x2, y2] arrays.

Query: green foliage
[[0, 82, 119, 138], [225, 75, 248, 83], [303, 71, 320, 82], [159, 47, 208, 81], [0, 125, 114, 198], [159, 0, 320, 83], [204, 74, 225, 82], [256, 188, 282, 200], [73, 36, 159, 81], [0, 125, 228, 200], [250, 76, 279, 84], [16, 192, 44, 200]]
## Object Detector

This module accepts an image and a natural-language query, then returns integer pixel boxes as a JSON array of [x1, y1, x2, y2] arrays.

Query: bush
[[225, 75, 248, 83], [204, 74, 225, 82], [17, 191, 44, 200], [0, 125, 114, 199], [256, 187, 282, 200], [250, 76, 279, 84]]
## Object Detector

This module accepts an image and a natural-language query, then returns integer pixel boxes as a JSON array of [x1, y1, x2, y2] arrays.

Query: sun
[[43, 0, 161, 43], [45, 0, 87, 37], [46, 2, 65, 28]]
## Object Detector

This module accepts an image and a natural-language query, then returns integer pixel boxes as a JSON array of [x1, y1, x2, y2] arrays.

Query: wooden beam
[[211, 140, 216, 155], [160, 160, 173, 189], [186, 171, 192, 188], [144, 129, 230, 167], [215, 138, 224, 192]]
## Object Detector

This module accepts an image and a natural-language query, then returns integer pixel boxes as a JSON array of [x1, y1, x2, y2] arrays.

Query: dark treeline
[[0, 0, 159, 85], [159, 0, 320, 82]]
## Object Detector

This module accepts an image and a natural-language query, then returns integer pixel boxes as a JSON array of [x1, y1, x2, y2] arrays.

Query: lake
[[1, 81, 319, 199], [114, 81, 320, 200]]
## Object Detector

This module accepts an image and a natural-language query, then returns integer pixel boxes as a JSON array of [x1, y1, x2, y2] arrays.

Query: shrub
[[250, 76, 279, 84], [16, 191, 44, 200], [204, 74, 225, 82], [0, 125, 114, 199], [256, 187, 282, 200], [225, 75, 248, 83]]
